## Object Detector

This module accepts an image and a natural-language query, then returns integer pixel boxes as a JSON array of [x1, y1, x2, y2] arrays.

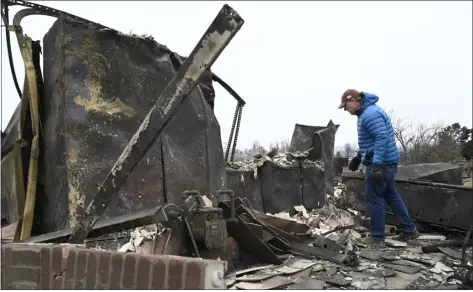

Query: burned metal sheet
[[309, 121, 339, 197], [342, 173, 473, 230], [225, 213, 282, 265], [226, 161, 325, 213], [289, 120, 339, 198], [396, 163, 463, 185], [260, 162, 303, 214], [38, 17, 228, 233], [226, 169, 264, 212], [300, 161, 326, 209], [289, 123, 326, 152]]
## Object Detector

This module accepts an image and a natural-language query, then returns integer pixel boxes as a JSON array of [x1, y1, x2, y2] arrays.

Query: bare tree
[[392, 114, 457, 164], [392, 118, 412, 165], [246, 141, 267, 157], [409, 123, 444, 164]]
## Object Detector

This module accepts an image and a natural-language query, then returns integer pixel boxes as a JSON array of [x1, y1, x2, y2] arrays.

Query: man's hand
[[371, 164, 384, 183], [348, 153, 362, 171]]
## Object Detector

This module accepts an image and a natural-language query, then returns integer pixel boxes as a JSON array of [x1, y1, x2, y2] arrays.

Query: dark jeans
[[365, 164, 417, 239]]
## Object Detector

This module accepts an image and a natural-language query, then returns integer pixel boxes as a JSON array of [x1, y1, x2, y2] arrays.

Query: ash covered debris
[[227, 150, 324, 178], [223, 177, 473, 290]]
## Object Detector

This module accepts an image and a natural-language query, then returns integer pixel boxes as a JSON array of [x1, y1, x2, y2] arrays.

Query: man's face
[[344, 98, 360, 115]]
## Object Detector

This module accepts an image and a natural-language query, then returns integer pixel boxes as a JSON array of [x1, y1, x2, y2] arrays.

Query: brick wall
[[1, 243, 226, 289]]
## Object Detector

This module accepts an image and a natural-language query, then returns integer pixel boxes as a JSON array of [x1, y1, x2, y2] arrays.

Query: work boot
[[357, 236, 386, 249], [393, 230, 420, 242]]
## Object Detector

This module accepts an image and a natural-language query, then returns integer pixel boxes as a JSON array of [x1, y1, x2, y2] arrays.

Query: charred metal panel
[[39, 18, 226, 233], [226, 169, 264, 212], [289, 124, 325, 152], [300, 162, 326, 210], [397, 163, 463, 185], [226, 162, 325, 213], [289, 121, 339, 199], [342, 174, 473, 230], [260, 162, 303, 214]]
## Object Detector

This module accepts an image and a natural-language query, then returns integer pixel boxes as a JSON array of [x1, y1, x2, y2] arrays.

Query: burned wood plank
[[68, 5, 245, 243]]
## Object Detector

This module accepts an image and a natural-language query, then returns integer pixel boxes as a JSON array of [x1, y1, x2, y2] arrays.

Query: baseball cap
[[337, 89, 361, 109]]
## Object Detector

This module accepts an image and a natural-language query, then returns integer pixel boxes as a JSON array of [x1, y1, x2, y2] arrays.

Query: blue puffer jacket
[[356, 92, 400, 165]]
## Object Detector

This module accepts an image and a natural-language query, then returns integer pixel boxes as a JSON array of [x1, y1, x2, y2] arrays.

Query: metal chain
[[225, 103, 240, 163], [230, 104, 243, 162]]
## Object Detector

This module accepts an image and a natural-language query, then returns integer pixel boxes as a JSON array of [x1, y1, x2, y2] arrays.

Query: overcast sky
[[1, 1, 472, 150]]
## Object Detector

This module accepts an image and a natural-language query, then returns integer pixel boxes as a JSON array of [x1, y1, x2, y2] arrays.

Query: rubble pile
[[227, 151, 324, 178], [223, 179, 473, 290]]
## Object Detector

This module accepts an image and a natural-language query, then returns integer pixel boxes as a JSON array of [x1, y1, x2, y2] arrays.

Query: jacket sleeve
[[363, 111, 389, 164]]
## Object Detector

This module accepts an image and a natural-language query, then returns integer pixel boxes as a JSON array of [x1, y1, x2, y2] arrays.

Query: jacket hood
[[356, 92, 379, 116]]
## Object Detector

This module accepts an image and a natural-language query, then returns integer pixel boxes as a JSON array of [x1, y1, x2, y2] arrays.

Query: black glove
[[371, 164, 384, 183], [348, 153, 362, 171]]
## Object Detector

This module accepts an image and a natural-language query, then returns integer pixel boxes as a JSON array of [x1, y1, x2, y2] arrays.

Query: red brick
[[96, 251, 111, 289], [10, 266, 40, 285], [64, 248, 76, 289], [185, 260, 204, 289], [136, 256, 152, 289], [2, 246, 12, 289], [109, 252, 124, 289], [39, 246, 52, 289], [11, 248, 40, 267], [73, 249, 88, 289], [51, 245, 65, 289], [168, 257, 185, 289], [121, 253, 137, 289], [10, 282, 38, 289], [85, 250, 98, 289], [150, 256, 167, 289], [2, 243, 225, 290]]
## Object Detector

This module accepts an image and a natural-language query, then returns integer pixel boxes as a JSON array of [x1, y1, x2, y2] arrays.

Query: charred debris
[[1, 0, 473, 290]]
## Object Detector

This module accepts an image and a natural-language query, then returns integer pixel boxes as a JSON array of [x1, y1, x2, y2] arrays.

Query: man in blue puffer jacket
[[338, 89, 419, 248]]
